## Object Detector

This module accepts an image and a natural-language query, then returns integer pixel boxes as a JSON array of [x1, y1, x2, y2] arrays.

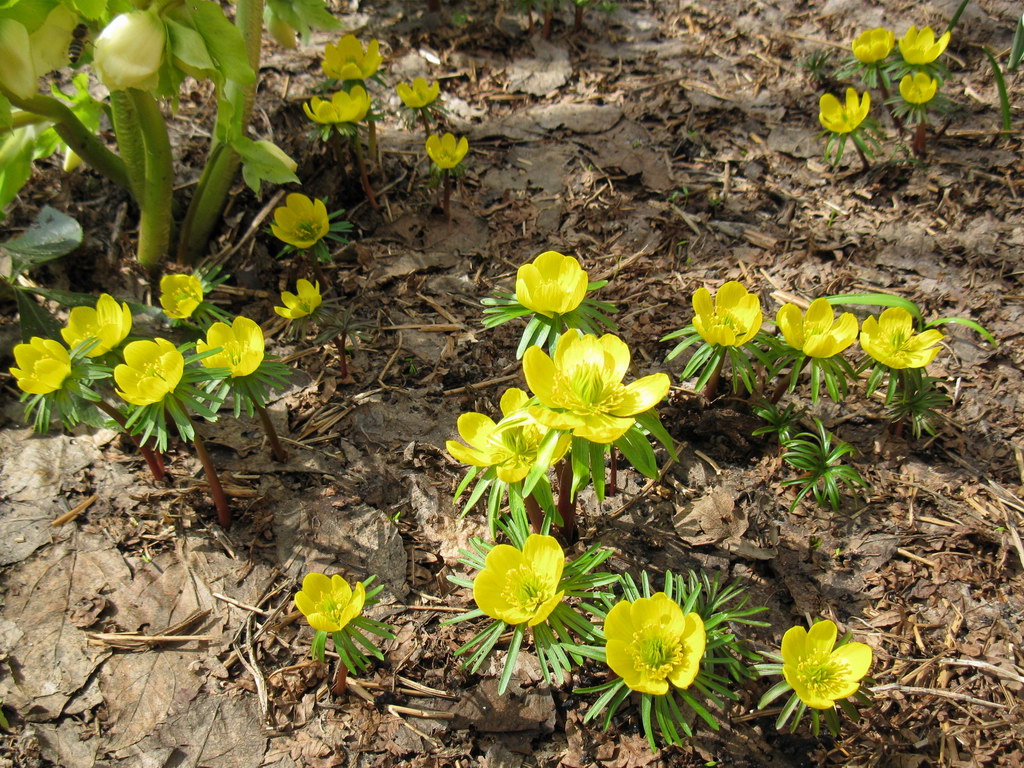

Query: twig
[[214, 592, 271, 616], [872, 683, 1008, 710], [52, 494, 98, 526]]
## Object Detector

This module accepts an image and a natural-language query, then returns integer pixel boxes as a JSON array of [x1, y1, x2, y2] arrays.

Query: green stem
[[109, 91, 147, 203], [3, 91, 128, 188], [191, 426, 232, 527], [176, 0, 264, 264], [128, 89, 174, 272]]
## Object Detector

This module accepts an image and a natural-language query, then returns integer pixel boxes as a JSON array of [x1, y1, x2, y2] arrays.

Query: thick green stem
[[254, 404, 288, 462], [4, 91, 128, 188], [128, 89, 174, 272], [109, 91, 147, 203], [177, 0, 265, 264]]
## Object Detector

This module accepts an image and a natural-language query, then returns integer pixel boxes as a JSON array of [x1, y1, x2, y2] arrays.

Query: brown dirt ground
[[2, 0, 1024, 766]]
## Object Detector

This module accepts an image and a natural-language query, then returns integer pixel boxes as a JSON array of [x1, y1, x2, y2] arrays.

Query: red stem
[[254, 404, 288, 462], [192, 428, 231, 527], [556, 459, 578, 544], [332, 660, 348, 695], [352, 138, 379, 210], [524, 494, 545, 534], [702, 354, 725, 400], [97, 400, 165, 481], [332, 334, 349, 379], [770, 356, 810, 404], [911, 121, 928, 157], [426, 0, 440, 11], [574, 4, 583, 32], [542, 6, 553, 38], [609, 448, 617, 498], [442, 170, 452, 222]]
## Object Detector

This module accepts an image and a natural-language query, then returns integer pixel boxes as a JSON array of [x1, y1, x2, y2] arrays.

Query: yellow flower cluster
[[690, 282, 943, 369]]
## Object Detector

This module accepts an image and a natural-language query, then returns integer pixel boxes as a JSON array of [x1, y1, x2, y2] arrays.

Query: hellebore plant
[[447, 387, 570, 536], [770, 298, 859, 404], [159, 271, 230, 329], [424, 132, 469, 219], [269, 193, 353, 271], [664, 280, 768, 398], [198, 316, 292, 462], [890, 72, 947, 155], [817, 88, 879, 168], [482, 250, 618, 359], [521, 330, 674, 541], [755, 619, 873, 736], [114, 338, 231, 524], [274, 279, 362, 380], [396, 77, 442, 136], [295, 572, 394, 695], [305, 84, 378, 209], [446, 531, 618, 695], [570, 570, 767, 751]]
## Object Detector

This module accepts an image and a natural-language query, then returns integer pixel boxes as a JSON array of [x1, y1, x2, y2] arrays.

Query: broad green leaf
[[0, 93, 10, 128], [14, 287, 61, 341], [165, 17, 217, 82], [188, 0, 255, 87], [65, 0, 106, 20], [4, 206, 81, 276], [266, 0, 339, 40], [234, 136, 300, 193]]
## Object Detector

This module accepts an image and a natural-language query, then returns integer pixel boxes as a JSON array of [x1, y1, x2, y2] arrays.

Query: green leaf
[[0, 93, 10, 129], [825, 292, 922, 323], [66, 0, 107, 20], [186, 0, 255, 87], [165, 17, 218, 82], [981, 47, 1012, 134], [926, 316, 998, 347], [3, 205, 81, 276], [234, 136, 301, 193], [1010, 13, 1024, 70], [14, 287, 61, 341], [614, 424, 658, 478], [266, 0, 339, 40]]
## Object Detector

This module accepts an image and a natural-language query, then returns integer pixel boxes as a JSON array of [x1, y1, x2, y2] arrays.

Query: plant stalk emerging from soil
[[254, 404, 288, 462], [96, 399, 165, 481], [190, 422, 231, 527]]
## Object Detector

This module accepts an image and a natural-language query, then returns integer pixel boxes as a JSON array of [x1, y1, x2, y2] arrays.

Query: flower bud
[[0, 19, 37, 99], [63, 146, 83, 172], [93, 11, 165, 91]]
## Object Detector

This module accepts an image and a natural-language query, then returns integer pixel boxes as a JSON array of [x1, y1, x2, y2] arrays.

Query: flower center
[[503, 565, 554, 616], [632, 629, 687, 680], [795, 657, 849, 697], [295, 220, 322, 242], [317, 594, 349, 624]]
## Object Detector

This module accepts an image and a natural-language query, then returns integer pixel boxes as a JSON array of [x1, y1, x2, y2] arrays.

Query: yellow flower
[[159, 274, 204, 320], [818, 88, 870, 134], [604, 593, 706, 696], [782, 620, 872, 710], [515, 251, 588, 318], [274, 279, 323, 320], [524, 331, 670, 444], [473, 534, 565, 626], [322, 35, 381, 81], [61, 293, 133, 356], [899, 72, 938, 105], [114, 338, 184, 406], [425, 132, 469, 170], [303, 85, 372, 126], [197, 316, 265, 378], [294, 572, 366, 633], [270, 193, 329, 249], [10, 337, 72, 395], [692, 281, 763, 347], [898, 26, 950, 65], [860, 307, 944, 369], [396, 77, 440, 108], [852, 27, 895, 63], [446, 387, 571, 483], [776, 298, 858, 359]]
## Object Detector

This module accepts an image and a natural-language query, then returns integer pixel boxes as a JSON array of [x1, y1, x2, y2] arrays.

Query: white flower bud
[[93, 11, 165, 91]]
